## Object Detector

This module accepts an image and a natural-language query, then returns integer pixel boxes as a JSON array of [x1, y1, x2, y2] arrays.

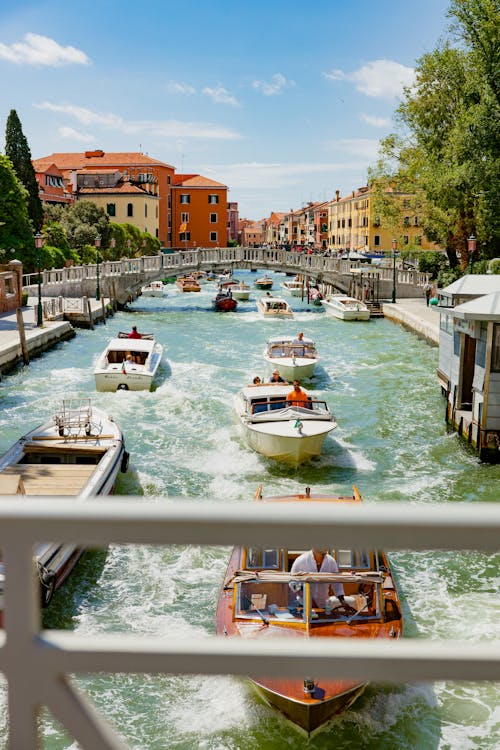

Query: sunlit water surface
[[0, 270, 499, 749]]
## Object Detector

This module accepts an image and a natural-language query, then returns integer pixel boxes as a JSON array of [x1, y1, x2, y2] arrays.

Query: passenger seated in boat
[[286, 380, 309, 407], [128, 326, 142, 339], [269, 371, 285, 383], [290, 548, 356, 613], [252, 376, 261, 385]]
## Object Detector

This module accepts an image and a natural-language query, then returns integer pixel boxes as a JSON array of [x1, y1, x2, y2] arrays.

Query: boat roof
[[105, 337, 156, 352], [267, 335, 315, 345], [260, 295, 289, 303], [240, 383, 298, 399]]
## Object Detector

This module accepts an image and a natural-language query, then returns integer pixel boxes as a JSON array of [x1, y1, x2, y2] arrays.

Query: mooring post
[[16, 307, 29, 365]]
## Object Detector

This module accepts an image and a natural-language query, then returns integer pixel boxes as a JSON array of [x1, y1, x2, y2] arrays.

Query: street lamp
[[34, 232, 44, 326], [391, 238, 397, 304], [95, 234, 101, 301], [467, 235, 477, 274]]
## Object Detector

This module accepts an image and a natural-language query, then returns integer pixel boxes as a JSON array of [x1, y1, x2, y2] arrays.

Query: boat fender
[[120, 450, 130, 473], [40, 568, 56, 608]]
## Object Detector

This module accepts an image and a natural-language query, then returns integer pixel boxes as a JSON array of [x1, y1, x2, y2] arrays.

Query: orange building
[[32, 151, 175, 247], [34, 162, 72, 206], [171, 174, 228, 248]]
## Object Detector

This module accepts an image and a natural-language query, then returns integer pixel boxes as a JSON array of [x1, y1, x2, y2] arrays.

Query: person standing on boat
[[128, 325, 142, 339], [286, 380, 309, 406], [293, 332, 304, 344], [290, 548, 355, 611]]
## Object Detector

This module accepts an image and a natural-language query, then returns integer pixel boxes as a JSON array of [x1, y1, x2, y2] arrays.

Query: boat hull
[[263, 356, 317, 381], [213, 297, 238, 312], [95, 372, 155, 391], [244, 422, 334, 466], [255, 281, 273, 290], [321, 300, 370, 321]]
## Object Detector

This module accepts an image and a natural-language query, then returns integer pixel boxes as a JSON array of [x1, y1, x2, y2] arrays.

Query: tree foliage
[[5, 109, 43, 233], [0, 154, 36, 269]]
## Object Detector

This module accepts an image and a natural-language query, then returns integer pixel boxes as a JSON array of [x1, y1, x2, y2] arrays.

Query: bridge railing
[[0, 498, 498, 749]]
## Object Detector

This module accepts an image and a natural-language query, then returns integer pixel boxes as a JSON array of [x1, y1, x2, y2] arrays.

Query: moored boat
[[281, 278, 304, 296], [94, 332, 163, 392], [231, 281, 251, 300], [256, 295, 293, 319], [216, 485, 403, 734], [0, 399, 128, 622], [254, 275, 273, 290], [321, 294, 370, 321], [213, 289, 238, 312], [141, 280, 165, 297], [176, 276, 201, 292], [263, 335, 319, 380], [233, 382, 336, 465]]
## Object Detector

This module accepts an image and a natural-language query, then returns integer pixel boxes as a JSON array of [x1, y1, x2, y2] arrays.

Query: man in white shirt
[[290, 548, 354, 612]]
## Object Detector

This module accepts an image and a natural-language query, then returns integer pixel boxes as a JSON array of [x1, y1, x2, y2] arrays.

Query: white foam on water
[[330, 436, 377, 471]]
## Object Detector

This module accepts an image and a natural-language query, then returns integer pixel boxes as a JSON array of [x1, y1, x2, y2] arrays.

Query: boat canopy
[[231, 570, 384, 584]]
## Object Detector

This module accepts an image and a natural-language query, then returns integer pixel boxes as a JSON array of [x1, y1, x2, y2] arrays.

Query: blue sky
[[0, 0, 450, 220]]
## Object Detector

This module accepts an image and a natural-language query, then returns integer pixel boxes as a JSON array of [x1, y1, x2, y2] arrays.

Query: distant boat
[[0, 399, 128, 623], [141, 280, 165, 297], [213, 290, 238, 312], [216, 485, 403, 735], [281, 278, 304, 296], [321, 294, 370, 321], [231, 281, 251, 300], [257, 295, 293, 319], [263, 335, 319, 380], [94, 333, 163, 391], [176, 276, 201, 292], [254, 276, 273, 290]]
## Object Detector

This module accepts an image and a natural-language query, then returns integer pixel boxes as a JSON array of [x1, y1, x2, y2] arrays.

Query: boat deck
[[2, 464, 95, 495]]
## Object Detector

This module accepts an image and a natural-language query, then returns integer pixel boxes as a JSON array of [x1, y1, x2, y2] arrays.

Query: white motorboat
[[263, 335, 319, 381], [141, 280, 165, 297], [321, 294, 370, 321], [281, 278, 304, 297], [234, 382, 337, 466], [257, 295, 293, 319], [94, 332, 163, 391], [0, 399, 128, 622], [231, 281, 251, 300]]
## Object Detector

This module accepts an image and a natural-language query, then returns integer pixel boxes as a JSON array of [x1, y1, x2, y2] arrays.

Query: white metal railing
[[0, 499, 499, 749]]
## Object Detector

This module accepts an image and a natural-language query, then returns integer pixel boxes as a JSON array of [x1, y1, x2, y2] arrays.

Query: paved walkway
[[382, 297, 440, 345]]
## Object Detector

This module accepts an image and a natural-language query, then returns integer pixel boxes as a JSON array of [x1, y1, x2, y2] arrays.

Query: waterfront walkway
[[382, 297, 440, 346]]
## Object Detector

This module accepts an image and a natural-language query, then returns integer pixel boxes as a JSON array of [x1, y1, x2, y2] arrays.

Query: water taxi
[[94, 333, 163, 391], [281, 278, 304, 296], [233, 382, 336, 465], [176, 276, 201, 292], [321, 294, 370, 321], [213, 289, 238, 312], [256, 295, 293, 319], [263, 335, 319, 380], [0, 399, 128, 622], [231, 281, 251, 300], [141, 280, 165, 297], [216, 485, 403, 734], [254, 276, 273, 290]]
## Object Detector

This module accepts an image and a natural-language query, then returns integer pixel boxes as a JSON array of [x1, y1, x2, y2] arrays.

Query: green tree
[[58, 200, 110, 250], [0, 154, 35, 269], [5, 109, 43, 233]]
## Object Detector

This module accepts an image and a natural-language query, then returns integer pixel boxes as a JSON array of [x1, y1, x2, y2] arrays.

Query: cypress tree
[[0, 154, 36, 269], [5, 109, 43, 233]]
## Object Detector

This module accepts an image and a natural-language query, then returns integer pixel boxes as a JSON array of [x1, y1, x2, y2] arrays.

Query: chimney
[[335, 190, 340, 202]]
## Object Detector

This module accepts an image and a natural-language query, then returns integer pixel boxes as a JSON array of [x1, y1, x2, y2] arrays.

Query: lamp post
[[95, 234, 101, 301], [391, 238, 397, 304], [467, 235, 477, 274], [34, 233, 44, 326]]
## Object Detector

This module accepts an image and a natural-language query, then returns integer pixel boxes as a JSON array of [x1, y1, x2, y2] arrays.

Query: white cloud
[[324, 138, 381, 160], [34, 101, 243, 140], [167, 80, 196, 95], [202, 86, 240, 107], [0, 32, 89, 66], [200, 160, 367, 190], [324, 59, 415, 99], [359, 113, 392, 128], [58, 126, 95, 143], [251, 73, 293, 96]]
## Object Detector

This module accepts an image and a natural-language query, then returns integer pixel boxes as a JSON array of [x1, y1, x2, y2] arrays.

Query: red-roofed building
[[34, 162, 72, 206], [171, 174, 228, 248]]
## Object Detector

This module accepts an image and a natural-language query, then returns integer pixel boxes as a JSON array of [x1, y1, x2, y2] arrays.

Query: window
[[208, 194, 219, 204], [414, 235, 422, 246], [403, 235, 409, 245], [492, 325, 500, 371], [155, 228, 158, 237], [210, 213, 217, 223], [210, 231, 217, 242], [4, 275, 14, 296], [374, 235, 380, 246], [106, 203, 116, 217], [181, 212, 189, 223], [145, 204, 148, 218], [403, 216, 410, 227], [127, 203, 133, 217], [180, 194, 190, 204], [156, 206, 158, 218], [180, 232, 191, 241]]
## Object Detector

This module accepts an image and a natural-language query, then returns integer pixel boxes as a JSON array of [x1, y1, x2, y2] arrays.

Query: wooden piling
[[86, 298, 94, 330], [101, 296, 107, 324], [16, 308, 29, 365]]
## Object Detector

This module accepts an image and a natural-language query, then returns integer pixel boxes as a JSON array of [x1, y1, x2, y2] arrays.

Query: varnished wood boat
[[216, 486, 403, 734], [176, 276, 201, 292], [0, 400, 128, 623]]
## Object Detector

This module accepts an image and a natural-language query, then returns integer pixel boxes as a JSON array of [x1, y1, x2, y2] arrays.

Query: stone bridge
[[23, 247, 429, 306]]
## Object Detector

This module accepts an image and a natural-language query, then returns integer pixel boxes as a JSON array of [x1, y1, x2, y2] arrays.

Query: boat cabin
[[102, 338, 155, 367], [240, 384, 328, 417], [266, 336, 317, 359], [233, 546, 395, 625]]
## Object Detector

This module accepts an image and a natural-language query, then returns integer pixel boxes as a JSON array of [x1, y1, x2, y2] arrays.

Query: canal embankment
[[382, 297, 439, 346]]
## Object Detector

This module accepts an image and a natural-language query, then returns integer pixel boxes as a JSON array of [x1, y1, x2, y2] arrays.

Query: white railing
[[0, 499, 499, 749]]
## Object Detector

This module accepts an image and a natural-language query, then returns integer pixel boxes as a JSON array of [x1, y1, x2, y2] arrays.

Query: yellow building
[[327, 186, 437, 253]]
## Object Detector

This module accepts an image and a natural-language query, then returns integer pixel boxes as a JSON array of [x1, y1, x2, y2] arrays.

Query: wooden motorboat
[[233, 382, 336, 465], [94, 332, 163, 392], [263, 335, 319, 381], [281, 278, 304, 297], [0, 399, 128, 622], [216, 486, 403, 735], [141, 280, 165, 297], [176, 276, 201, 292], [231, 281, 251, 301], [213, 289, 238, 312], [256, 295, 293, 320], [321, 294, 370, 321], [254, 276, 273, 290]]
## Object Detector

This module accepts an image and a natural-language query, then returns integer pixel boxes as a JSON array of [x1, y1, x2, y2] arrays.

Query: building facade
[[171, 174, 228, 248]]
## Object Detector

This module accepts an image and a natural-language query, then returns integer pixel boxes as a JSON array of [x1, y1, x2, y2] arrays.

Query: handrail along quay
[[0, 498, 499, 750]]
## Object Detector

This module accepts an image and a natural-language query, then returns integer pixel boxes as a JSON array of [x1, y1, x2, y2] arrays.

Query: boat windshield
[[249, 397, 329, 415], [268, 343, 316, 358]]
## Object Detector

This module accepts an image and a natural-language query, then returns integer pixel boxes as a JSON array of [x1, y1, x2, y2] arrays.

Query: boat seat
[[240, 582, 289, 611], [2, 464, 95, 495]]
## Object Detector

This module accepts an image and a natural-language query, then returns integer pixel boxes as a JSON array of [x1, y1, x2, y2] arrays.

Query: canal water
[[0, 269, 499, 750]]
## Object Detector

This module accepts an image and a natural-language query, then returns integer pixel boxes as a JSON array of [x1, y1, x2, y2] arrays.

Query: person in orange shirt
[[286, 380, 309, 407]]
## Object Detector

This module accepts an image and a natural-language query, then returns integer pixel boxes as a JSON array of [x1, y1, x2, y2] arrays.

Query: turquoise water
[[0, 269, 499, 749]]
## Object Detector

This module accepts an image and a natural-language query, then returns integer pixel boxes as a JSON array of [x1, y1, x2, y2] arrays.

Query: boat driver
[[286, 380, 309, 407], [290, 548, 356, 613]]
